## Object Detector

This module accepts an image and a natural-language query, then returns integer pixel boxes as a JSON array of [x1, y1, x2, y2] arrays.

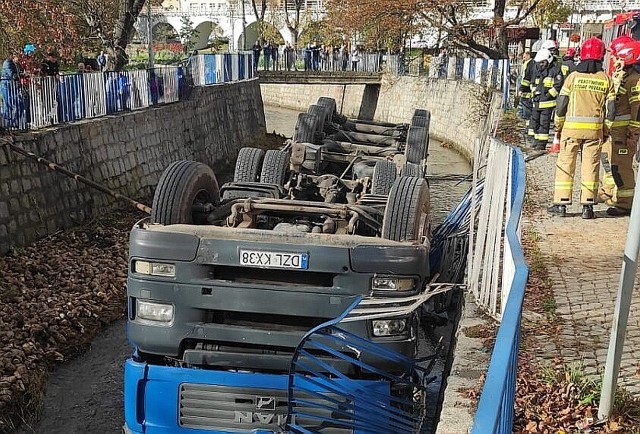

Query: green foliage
[[179, 16, 200, 52], [531, 0, 572, 28]]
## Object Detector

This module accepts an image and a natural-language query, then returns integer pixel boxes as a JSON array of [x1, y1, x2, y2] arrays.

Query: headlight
[[372, 319, 407, 337], [136, 299, 174, 323], [371, 277, 415, 291], [133, 260, 176, 277]]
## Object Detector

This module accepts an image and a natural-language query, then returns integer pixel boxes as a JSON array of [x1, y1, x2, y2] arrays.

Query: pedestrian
[[284, 42, 295, 71], [252, 41, 261, 71], [263, 41, 272, 71], [304, 44, 312, 71], [598, 39, 640, 216], [518, 51, 534, 121], [561, 47, 577, 76], [548, 37, 615, 219], [97, 50, 107, 71], [271, 42, 279, 71], [1, 52, 22, 128], [351, 46, 361, 71], [341, 45, 349, 71], [312, 43, 320, 71], [41, 52, 60, 77], [529, 46, 564, 150]]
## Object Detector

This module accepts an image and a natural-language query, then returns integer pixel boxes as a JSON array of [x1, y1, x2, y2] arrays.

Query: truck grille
[[179, 383, 353, 433]]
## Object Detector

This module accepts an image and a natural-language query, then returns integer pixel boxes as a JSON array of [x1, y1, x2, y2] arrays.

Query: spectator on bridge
[[304, 44, 312, 71], [312, 43, 320, 71], [341, 46, 349, 71], [1, 52, 23, 129], [284, 42, 295, 71], [271, 43, 279, 71], [97, 50, 107, 72], [41, 52, 60, 77], [351, 47, 361, 71], [263, 41, 272, 71], [252, 41, 261, 71]]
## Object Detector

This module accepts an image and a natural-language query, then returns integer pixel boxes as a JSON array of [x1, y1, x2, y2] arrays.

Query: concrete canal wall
[[0, 79, 265, 254]]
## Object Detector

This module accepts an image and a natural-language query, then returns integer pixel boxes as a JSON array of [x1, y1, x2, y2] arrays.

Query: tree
[[530, 0, 572, 29], [282, 0, 305, 47], [179, 16, 200, 52]]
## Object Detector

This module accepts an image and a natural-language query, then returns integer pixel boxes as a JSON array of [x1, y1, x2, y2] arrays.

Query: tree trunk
[[109, 0, 147, 71], [492, 0, 509, 59]]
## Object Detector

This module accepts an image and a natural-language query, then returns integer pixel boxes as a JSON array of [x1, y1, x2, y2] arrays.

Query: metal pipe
[[598, 168, 640, 419], [1, 137, 152, 214]]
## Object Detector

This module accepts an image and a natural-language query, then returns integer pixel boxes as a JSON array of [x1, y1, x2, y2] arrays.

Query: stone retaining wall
[[0, 79, 265, 254], [260, 75, 503, 163]]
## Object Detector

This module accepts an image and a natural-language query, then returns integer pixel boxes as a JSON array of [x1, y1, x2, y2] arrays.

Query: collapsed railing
[[469, 137, 529, 432]]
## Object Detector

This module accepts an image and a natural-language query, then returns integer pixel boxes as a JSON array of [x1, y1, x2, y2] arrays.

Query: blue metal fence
[[0, 53, 254, 131], [471, 145, 528, 433]]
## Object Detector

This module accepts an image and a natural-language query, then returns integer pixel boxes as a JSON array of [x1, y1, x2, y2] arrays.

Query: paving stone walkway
[[524, 147, 640, 395]]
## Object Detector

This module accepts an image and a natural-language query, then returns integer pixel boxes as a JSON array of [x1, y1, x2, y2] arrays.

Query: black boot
[[606, 206, 631, 216], [547, 204, 566, 216], [581, 205, 595, 219]]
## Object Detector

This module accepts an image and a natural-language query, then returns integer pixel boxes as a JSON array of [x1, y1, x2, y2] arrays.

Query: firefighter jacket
[[561, 57, 576, 76], [554, 70, 615, 140], [608, 68, 640, 142], [519, 58, 534, 99], [532, 60, 564, 109], [627, 65, 640, 147]]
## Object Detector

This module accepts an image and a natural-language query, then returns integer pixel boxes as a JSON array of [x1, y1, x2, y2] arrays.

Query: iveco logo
[[234, 396, 292, 426]]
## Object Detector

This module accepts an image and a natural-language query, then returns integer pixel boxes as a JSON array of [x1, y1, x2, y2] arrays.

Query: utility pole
[[147, 0, 154, 68], [598, 169, 640, 420]]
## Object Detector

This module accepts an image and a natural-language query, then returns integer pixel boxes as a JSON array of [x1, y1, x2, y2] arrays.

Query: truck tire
[[382, 176, 430, 242], [317, 97, 337, 121], [411, 114, 430, 129], [413, 109, 429, 118], [405, 126, 428, 164], [307, 104, 326, 131], [260, 150, 290, 186], [400, 162, 425, 179], [294, 113, 318, 143], [372, 159, 397, 195], [151, 160, 219, 225], [233, 147, 265, 182]]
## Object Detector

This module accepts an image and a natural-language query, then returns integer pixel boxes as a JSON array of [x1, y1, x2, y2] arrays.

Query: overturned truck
[[124, 98, 439, 434]]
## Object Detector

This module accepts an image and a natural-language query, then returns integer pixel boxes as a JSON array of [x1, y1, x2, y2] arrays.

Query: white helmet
[[534, 48, 554, 63], [541, 39, 558, 51]]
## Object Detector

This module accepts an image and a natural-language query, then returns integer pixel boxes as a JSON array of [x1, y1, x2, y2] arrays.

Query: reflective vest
[[554, 70, 616, 140], [561, 58, 576, 77], [519, 59, 533, 99], [532, 61, 564, 109], [626, 66, 640, 146]]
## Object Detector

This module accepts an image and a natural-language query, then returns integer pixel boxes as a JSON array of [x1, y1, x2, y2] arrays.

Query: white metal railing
[[468, 137, 516, 319]]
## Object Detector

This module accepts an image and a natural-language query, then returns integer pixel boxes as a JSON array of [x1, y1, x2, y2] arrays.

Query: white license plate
[[239, 250, 309, 270]]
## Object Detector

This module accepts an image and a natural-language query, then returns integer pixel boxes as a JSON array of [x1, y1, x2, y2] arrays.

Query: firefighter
[[548, 37, 616, 219], [529, 47, 564, 150], [598, 39, 640, 216], [561, 47, 577, 76], [518, 51, 534, 120]]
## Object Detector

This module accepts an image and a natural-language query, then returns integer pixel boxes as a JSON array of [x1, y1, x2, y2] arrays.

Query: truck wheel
[[233, 147, 265, 182], [400, 162, 425, 179], [308, 104, 326, 131], [294, 113, 318, 143], [260, 150, 290, 185], [382, 177, 430, 242], [413, 109, 429, 118], [371, 159, 397, 195], [405, 126, 429, 164], [151, 160, 219, 225], [411, 114, 430, 129], [317, 97, 337, 121]]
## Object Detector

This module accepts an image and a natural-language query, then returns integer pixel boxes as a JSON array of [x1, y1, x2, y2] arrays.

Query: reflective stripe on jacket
[[532, 61, 563, 109], [554, 70, 615, 140]]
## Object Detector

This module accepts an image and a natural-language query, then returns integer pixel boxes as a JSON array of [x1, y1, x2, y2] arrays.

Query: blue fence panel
[[0, 78, 28, 130], [471, 147, 528, 433], [204, 55, 216, 84], [223, 54, 232, 82]]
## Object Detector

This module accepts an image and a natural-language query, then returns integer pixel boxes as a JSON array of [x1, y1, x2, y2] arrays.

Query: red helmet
[[610, 35, 634, 56], [616, 41, 640, 66], [566, 47, 576, 58], [581, 37, 606, 61]]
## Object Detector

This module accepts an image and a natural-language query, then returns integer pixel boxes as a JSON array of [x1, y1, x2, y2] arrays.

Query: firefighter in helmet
[[529, 46, 564, 150], [561, 47, 577, 76], [548, 37, 616, 219], [519, 51, 534, 120], [599, 39, 640, 215]]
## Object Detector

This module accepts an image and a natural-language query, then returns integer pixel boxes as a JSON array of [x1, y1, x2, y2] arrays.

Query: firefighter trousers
[[599, 137, 635, 209], [529, 106, 553, 147], [553, 137, 602, 205]]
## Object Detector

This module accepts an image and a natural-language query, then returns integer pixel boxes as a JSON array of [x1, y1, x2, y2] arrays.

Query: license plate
[[239, 250, 309, 270]]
